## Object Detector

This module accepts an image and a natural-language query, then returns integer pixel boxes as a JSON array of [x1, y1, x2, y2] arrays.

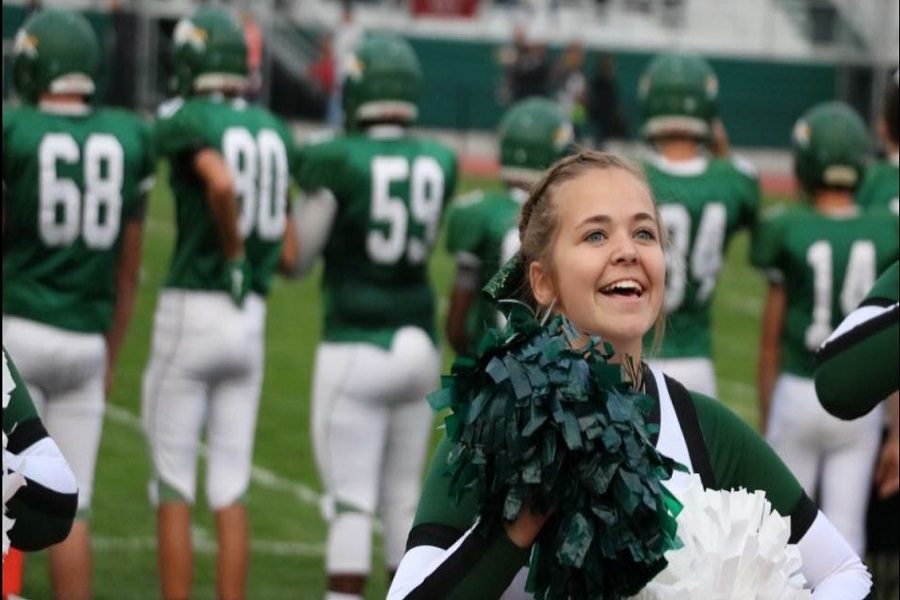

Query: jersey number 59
[[368, 155, 444, 266]]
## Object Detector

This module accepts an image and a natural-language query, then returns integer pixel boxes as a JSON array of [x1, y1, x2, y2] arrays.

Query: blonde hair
[[518, 150, 668, 351]]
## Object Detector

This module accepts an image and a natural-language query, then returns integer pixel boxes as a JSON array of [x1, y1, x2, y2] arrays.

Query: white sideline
[[92, 533, 325, 557], [103, 403, 322, 507]]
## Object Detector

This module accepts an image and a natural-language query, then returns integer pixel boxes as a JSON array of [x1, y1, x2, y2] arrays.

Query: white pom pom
[[631, 475, 810, 600]]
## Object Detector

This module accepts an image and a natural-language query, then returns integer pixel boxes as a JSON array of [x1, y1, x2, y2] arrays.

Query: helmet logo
[[344, 54, 364, 81], [13, 30, 39, 58], [638, 75, 650, 99], [683, 97, 697, 112], [174, 19, 208, 51], [793, 121, 811, 147], [705, 75, 718, 99], [553, 123, 574, 150]]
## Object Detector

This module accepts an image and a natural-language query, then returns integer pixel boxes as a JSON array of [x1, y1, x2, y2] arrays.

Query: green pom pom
[[439, 313, 682, 599]]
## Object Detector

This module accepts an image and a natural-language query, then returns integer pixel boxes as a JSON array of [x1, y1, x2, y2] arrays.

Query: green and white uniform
[[642, 154, 760, 396], [3, 346, 78, 553], [752, 204, 899, 554], [816, 260, 899, 419], [856, 154, 899, 216], [444, 188, 524, 355], [3, 105, 154, 332], [2, 103, 154, 513], [295, 127, 457, 572], [388, 368, 871, 599], [142, 94, 297, 509]]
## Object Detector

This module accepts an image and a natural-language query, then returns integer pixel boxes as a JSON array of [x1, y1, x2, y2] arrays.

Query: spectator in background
[[551, 41, 588, 143], [107, 0, 137, 108], [329, 0, 364, 127], [587, 52, 628, 147], [496, 25, 550, 106], [241, 9, 263, 101], [309, 33, 337, 121]]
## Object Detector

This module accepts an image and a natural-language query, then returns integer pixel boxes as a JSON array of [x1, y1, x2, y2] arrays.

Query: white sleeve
[[286, 188, 338, 278], [798, 511, 872, 598], [387, 523, 479, 600], [4, 438, 77, 497]]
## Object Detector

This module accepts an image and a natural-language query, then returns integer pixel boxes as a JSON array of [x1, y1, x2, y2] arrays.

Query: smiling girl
[[387, 151, 871, 599]]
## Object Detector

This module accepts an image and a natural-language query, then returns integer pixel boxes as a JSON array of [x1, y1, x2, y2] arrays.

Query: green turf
[[19, 170, 778, 599]]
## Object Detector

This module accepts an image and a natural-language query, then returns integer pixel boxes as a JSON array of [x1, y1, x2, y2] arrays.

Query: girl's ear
[[529, 259, 556, 308]]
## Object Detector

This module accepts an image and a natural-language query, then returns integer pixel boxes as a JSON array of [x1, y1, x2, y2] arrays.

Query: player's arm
[[757, 281, 786, 434], [282, 188, 337, 279], [194, 148, 243, 260], [104, 216, 145, 396], [3, 348, 78, 552], [278, 198, 300, 275], [446, 254, 480, 356], [874, 391, 900, 499], [815, 261, 900, 418]]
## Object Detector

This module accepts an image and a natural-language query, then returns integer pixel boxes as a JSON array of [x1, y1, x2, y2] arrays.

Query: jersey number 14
[[805, 239, 876, 350]]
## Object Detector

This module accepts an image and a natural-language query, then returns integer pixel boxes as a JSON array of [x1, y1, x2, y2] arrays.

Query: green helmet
[[792, 101, 870, 193], [638, 52, 718, 140], [342, 33, 421, 130], [169, 7, 247, 97], [498, 97, 575, 186], [12, 9, 101, 104]]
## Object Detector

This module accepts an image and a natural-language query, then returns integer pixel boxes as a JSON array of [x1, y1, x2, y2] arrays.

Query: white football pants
[[311, 326, 440, 574]]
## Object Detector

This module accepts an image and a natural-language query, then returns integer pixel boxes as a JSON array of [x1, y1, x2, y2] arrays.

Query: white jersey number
[[223, 127, 289, 242], [659, 202, 727, 312], [805, 239, 876, 350], [368, 155, 444, 265], [38, 133, 124, 249]]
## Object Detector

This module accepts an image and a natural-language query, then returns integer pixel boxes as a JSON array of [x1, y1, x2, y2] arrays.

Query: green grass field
[[19, 169, 775, 599]]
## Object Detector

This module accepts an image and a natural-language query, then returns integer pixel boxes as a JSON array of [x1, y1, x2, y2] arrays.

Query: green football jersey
[[856, 157, 899, 215], [3, 105, 155, 333], [642, 156, 760, 358], [444, 188, 523, 354], [752, 204, 899, 378], [156, 95, 299, 296], [297, 132, 458, 348]]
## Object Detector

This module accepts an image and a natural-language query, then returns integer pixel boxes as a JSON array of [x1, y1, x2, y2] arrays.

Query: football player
[[288, 33, 458, 600], [856, 68, 899, 215], [3, 9, 155, 598], [140, 7, 298, 600], [753, 102, 899, 554], [637, 52, 760, 397], [444, 97, 574, 356]]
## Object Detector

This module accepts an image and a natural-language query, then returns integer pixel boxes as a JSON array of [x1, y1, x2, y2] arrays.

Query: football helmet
[[638, 52, 718, 140], [341, 33, 421, 130], [792, 101, 870, 193], [169, 7, 247, 97], [498, 97, 575, 185], [12, 9, 101, 104]]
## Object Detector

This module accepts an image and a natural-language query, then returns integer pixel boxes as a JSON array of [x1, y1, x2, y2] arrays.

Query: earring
[[539, 298, 557, 326]]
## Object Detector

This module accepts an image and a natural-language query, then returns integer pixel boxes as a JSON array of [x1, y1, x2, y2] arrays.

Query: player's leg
[[818, 406, 883, 555], [205, 296, 265, 600], [311, 342, 392, 599], [142, 291, 209, 600], [764, 374, 821, 496], [647, 357, 718, 397], [377, 327, 441, 580]]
